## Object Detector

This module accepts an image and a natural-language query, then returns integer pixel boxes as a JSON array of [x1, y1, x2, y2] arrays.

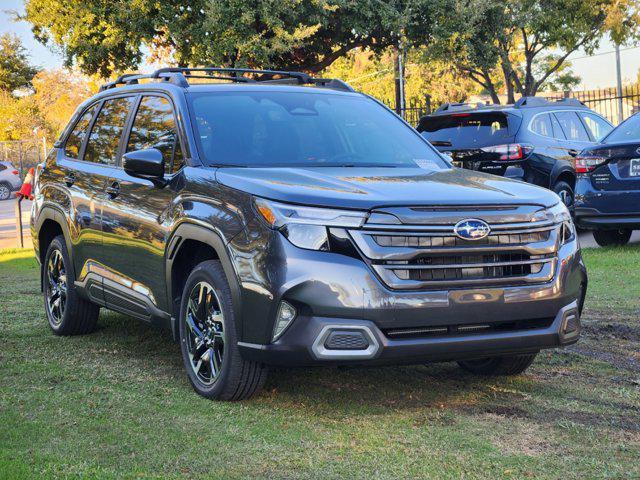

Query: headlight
[[254, 198, 368, 250], [533, 202, 575, 245]]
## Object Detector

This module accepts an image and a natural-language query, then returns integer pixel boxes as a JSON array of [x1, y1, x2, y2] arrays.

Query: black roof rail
[[553, 97, 587, 107], [432, 101, 496, 115], [514, 96, 587, 108], [99, 67, 355, 92], [514, 96, 550, 108], [434, 102, 474, 113]]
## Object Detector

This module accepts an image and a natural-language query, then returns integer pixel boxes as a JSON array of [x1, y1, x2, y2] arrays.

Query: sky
[[1, 0, 639, 90]]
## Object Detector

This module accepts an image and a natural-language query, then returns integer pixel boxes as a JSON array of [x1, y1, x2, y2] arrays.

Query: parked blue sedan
[[574, 112, 640, 246]]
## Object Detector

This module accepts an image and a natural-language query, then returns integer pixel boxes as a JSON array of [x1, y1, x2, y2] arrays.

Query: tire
[[457, 353, 537, 376], [592, 229, 632, 247], [178, 260, 267, 401], [0, 182, 11, 201], [553, 180, 574, 208], [43, 235, 99, 335]]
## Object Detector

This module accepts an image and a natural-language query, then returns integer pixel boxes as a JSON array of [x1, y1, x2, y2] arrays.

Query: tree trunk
[[501, 63, 515, 103]]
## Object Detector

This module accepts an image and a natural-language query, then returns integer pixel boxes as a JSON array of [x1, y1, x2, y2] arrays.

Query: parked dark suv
[[574, 111, 640, 246], [31, 68, 586, 400], [417, 97, 613, 207]]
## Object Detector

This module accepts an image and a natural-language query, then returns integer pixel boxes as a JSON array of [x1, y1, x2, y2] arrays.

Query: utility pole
[[394, 42, 406, 117], [615, 43, 624, 124]]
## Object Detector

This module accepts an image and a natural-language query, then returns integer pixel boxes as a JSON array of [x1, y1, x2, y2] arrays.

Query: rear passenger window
[[64, 105, 97, 159], [579, 112, 612, 141], [553, 112, 590, 142], [127, 96, 185, 174], [530, 114, 552, 137], [84, 97, 134, 165], [549, 114, 565, 139]]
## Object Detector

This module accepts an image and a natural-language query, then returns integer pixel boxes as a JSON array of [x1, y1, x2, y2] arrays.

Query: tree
[[0, 33, 39, 94], [427, 0, 640, 102], [24, 0, 443, 77]]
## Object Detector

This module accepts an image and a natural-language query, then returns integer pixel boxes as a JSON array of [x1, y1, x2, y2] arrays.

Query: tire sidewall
[[178, 261, 237, 398], [0, 182, 11, 201], [593, 229, 632, 247], [43, 236, 76, 333]]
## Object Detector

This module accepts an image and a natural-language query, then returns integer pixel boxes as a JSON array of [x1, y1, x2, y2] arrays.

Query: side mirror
[[122, 148, 165, 180]]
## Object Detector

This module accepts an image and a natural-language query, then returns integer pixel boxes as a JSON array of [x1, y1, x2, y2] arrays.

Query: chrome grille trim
[[351, 228, 559, 260], [348, 205, 561, 290]]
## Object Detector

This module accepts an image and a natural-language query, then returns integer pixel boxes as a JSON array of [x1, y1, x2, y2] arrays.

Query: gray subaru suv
[[31, 68, 586, 400]]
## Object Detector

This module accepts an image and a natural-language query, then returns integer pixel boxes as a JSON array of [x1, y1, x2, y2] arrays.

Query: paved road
[[1, 196, 639, 250], [0, 195, 32, 249]]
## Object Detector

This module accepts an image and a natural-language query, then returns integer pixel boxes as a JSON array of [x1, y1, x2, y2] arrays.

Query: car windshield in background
[[419, 112, 512, 147], [603, 114, 640, 144], [188, 91, 447, 169]]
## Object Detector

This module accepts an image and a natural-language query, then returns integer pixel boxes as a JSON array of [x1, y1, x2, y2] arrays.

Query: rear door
[[551, 111, 595, 160], [418, 111, 520, 176], [55, 101, 107, 302], [99, 94, 185, 318], [71, 95, 136, 298]]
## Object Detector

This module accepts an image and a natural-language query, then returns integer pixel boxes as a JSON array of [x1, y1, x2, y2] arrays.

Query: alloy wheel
[[558, 188, 573, 207], [0, 185, 10, 200], [45, 249, 67, 325], [184, 281, 226, 386]]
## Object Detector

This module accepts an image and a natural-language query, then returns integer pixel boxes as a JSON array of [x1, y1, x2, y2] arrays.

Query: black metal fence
[[382, 95, 433, 126], [542, 86, 640, 125]]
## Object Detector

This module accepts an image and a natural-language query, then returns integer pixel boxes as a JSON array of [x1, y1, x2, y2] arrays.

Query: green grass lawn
[[1, 247, 639, 479]]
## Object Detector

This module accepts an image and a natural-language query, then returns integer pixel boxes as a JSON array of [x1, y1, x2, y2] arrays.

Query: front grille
[[349, 205, 561, 290], [384, 318, 555, 339]]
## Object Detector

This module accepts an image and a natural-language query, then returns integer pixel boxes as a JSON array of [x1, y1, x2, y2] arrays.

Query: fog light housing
[[272, 301, 296, 341]]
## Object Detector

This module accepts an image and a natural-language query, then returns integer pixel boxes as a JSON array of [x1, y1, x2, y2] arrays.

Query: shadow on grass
[[80, 310, 640, 434]]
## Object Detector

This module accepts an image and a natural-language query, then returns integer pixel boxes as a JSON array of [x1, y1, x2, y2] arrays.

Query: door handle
[[64, 174, 75, 186], [106, 182, 120, 198]]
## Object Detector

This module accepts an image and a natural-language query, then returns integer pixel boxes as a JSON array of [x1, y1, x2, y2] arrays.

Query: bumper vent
[[324, 331, 369, 350], [384, 318, 555, 339]]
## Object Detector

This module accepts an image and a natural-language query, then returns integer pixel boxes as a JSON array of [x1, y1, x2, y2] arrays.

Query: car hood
[[215, 166, 559, 210]]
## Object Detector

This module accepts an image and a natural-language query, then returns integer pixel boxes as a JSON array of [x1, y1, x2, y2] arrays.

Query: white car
[[0, 161, 22, 200]]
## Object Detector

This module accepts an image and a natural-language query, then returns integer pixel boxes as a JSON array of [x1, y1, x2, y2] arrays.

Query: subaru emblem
[[454, 219, 491, 240]]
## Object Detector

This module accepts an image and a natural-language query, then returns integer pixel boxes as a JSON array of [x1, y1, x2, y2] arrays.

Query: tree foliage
[[24, 0, 445, 76], [0, 69, 96, 142], [427, 0, 640, 102], [0, 33, 39, 94]]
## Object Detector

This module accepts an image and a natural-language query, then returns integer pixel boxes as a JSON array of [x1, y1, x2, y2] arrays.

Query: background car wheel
[[178, 260, 267, 401], [592, 229, 632, 247], [43, 235, 99, 335], [553, 181, 574, 208], [0, 182, 11, 200], [457, 353, 537, 376]]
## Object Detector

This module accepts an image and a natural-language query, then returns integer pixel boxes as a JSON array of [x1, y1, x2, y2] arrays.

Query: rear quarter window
[[64, 104, 98, 159]]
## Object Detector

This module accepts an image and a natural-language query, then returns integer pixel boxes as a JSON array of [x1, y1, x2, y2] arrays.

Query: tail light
[[480, 143, 533, 161], [12, 170, 19, 175], [574, 155, 606, 173]]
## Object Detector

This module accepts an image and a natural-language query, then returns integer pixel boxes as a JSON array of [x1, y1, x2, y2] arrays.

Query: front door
[[100, 94, 185, 318]]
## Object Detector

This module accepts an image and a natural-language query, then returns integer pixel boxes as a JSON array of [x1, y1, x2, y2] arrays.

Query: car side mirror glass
[[122, 148, 165, 181]]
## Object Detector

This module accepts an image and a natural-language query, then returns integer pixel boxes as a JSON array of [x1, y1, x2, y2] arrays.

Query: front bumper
[[239, 301, 581, 366], [229, 218, 587, 366]]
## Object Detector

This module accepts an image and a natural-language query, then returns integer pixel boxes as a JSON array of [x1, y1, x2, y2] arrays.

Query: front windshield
[[188, 90, 447, 169], [603, 113, 640, 144]]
